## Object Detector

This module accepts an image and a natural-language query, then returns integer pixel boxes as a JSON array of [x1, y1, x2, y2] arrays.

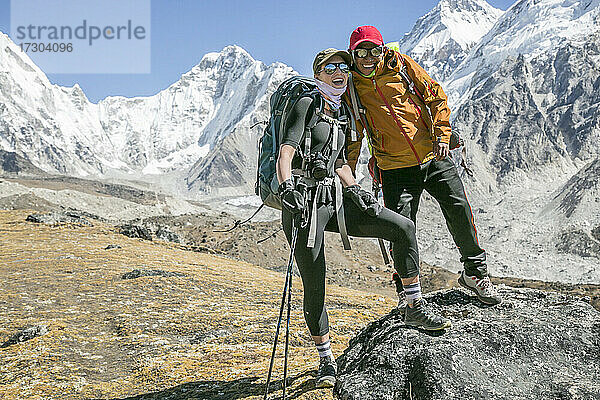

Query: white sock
[[404, 281, 422, 307], [316, 340, 333, 358]]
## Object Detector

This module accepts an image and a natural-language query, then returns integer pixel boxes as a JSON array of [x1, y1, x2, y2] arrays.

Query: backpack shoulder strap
[[347, 74, 375, 152], [305, 92, 321, 130], [341, 101, 356, 141], [395, 53, 422, 101], [300, 95, 318, 173], [347, 74, 363, 120]]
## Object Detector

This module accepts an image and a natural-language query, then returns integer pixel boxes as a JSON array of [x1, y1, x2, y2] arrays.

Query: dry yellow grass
[[0, 210, 396, 400]]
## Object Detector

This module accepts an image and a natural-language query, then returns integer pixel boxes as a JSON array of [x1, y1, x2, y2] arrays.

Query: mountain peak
[[437, 0, 500, 12], [221, 44, 253, 58], [0, 30, 9, 45], [194, 45, 257, 72], [393, 0, 503, 82], [434, 0, 504, 49]]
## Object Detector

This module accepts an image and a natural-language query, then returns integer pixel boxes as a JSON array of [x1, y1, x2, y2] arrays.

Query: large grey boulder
[[335, 287, 600, 400], [26, 211, 92, 226]]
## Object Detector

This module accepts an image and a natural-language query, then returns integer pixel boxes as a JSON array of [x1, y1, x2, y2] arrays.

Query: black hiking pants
[[282, 195, 419, 337], [380, 158, 488, 279]]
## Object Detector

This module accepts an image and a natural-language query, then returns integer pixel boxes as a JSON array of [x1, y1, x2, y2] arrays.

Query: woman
[[276, 48, 451, 388]]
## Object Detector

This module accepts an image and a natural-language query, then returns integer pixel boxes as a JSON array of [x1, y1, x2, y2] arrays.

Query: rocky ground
[[1, 174, 600, 399], [133, 213, 600, 311]]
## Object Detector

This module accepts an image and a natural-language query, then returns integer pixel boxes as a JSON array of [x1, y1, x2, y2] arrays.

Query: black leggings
[[282, 197, 418, 336]]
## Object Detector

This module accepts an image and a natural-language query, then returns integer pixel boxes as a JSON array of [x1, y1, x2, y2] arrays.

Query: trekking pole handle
[[295, 179, 309, 229]]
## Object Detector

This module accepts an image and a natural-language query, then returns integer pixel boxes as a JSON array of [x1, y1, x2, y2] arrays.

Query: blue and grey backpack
[[255, 76, 321, 209]]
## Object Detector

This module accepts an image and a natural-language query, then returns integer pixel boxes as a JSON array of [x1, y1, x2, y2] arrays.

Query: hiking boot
[[315, 355, 337, 388], [404, 299, 451, 330], [458, 271, 502, 305]]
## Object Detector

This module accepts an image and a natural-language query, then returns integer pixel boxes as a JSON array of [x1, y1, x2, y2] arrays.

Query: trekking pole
[[282, 232, 294, 399], [373, 182, 403, 300], [264, 220, 298, 400], [373, 181, 392, 268], [282, 179, 309, 397]]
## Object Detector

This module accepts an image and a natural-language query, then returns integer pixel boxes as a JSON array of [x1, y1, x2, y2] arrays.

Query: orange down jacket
[[345, 50, 452, 172]]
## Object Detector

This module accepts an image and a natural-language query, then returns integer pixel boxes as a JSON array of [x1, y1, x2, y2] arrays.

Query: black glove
[[278, 179, 305, 215], [343, 184, 382, 217]]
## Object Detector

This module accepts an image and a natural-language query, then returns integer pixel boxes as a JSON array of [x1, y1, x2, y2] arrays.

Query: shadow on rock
[[427, 287, 496, 309], [106, 370, 322, 400]]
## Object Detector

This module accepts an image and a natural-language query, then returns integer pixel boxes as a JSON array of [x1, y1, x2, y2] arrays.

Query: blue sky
[[0, 0, 515, 103]]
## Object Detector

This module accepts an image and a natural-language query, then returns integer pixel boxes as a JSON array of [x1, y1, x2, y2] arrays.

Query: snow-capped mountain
[[183, 56, 292, 196], [390, 0, 503, 83], [444, 0, 600, 189], [2, 0, 600, 283], [0, 31, 294, 190], [98, 46, 293, 180], [409, 0, 600, 283], [453, 38, 600, 190], [0, 32, 114, 176], [446, 0, 600, 104]]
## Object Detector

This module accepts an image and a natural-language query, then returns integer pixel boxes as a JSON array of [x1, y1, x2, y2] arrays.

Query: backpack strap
[[297, 93, 320, 174], [396, 54, 419, 99], [348, 74, 377, 156], [320, 109, 352, 250], [347, 74, 385, 189], [347, 74, 363, 126], [343, 101, 358, 143], [394, 53, 435, 142], [395, 52, 472, 174], [314, 109, 348, 173], [333, 107, 352, 251], [335, 175, 351, 249], [303, 97, 352, 250]]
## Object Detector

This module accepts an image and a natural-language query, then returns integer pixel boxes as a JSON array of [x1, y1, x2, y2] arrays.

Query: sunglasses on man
[[319, 62, 350, 75], [352, 46, 385, 59]]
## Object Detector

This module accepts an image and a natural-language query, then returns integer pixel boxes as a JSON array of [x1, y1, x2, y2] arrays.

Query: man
[[345, 25, 501, 305]]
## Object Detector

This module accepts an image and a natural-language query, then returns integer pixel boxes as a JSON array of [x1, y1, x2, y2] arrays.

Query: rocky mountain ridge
[[387, 0, 600, 282], [446, 0, 600, 104], [0, 32, 294, 190]]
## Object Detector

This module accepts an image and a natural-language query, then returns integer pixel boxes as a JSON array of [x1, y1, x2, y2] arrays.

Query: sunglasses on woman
[[320, 62, 350, 75], [352, 46, 384, 59]]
